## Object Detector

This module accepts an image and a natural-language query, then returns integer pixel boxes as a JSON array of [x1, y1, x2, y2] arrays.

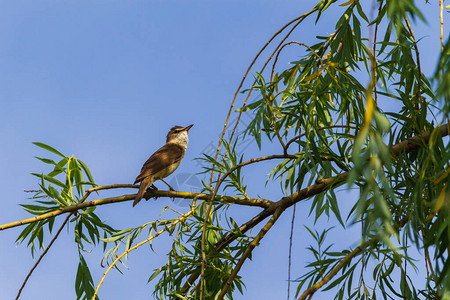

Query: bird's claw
[[145, 184, 159, 200]]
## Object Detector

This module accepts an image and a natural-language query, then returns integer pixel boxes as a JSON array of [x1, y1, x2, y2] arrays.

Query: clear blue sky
[[0, 1, 446, 299]]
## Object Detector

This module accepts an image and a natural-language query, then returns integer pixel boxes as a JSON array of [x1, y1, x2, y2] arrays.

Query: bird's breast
[[154, 159, 182, 180]]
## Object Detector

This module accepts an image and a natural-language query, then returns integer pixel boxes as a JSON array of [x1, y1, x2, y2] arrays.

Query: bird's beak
[[184, 124, 194, 131]]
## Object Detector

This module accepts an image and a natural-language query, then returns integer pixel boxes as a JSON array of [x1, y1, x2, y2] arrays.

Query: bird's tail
[[133, 176, 152, 207]]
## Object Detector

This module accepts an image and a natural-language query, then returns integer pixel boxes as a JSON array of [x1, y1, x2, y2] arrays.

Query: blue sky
[[0, 1, 447, 299]]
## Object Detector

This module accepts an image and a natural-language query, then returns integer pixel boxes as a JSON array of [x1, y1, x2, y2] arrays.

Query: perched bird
[[133, 124, 193, 207]]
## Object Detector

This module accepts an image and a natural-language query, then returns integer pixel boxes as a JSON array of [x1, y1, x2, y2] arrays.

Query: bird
[[132, 124, 193, 207]]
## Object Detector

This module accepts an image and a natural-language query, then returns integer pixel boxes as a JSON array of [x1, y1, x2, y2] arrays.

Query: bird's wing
[[134, 144, 185, 183]]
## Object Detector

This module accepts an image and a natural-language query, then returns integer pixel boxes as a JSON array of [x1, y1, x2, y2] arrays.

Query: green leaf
[[33, 142, 66, 158], [148, 267, 162, 283], [34, 156, 57, 165], [31, 173, 66, 189], [77, 159, 95, 186]]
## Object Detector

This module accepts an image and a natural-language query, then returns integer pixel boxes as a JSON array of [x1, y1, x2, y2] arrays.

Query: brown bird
[[133, 124, 193, 207]]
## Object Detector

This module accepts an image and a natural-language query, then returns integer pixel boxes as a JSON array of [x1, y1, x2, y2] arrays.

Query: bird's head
[[166, 124, 193, 147]]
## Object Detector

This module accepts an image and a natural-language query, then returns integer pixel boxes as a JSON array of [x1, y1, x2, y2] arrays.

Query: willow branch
[[181, 123, 449, 294], [183, 176, 347, 294], [440, 0, 444, 52], [0, 190, 271, 231], [215, 154, 298, 192], [287, 202, 297, 300], [217, 206, 284, 300], [267, 103, 287, 151], [271, 41, 323, 82], [13, 185, 138, 296], [15, 213, 72, 300]]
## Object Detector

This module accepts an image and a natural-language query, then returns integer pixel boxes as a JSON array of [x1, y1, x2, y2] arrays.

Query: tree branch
[[0, 190, 272, 231]]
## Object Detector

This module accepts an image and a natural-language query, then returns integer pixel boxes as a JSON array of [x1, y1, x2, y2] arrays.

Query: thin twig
[[214, 154, 298, 196], [271, 41, 324, 82], [227, 9, 317, 143], [403, 236, 408, 299], [288, 135, 301, 300], [421, 227, 436, 290], [439, 0, 448, 128], [212, 7, 319, 175], [267, 101, 287, 151], [16, 213, 72, 300], [372, 0, 383, 103], [287, 202, 296, 300], [440, 0, 444, 53]]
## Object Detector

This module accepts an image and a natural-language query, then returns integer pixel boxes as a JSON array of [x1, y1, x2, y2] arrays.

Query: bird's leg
[[160, 179, 175, 191], [159, 179, 176, 201]]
